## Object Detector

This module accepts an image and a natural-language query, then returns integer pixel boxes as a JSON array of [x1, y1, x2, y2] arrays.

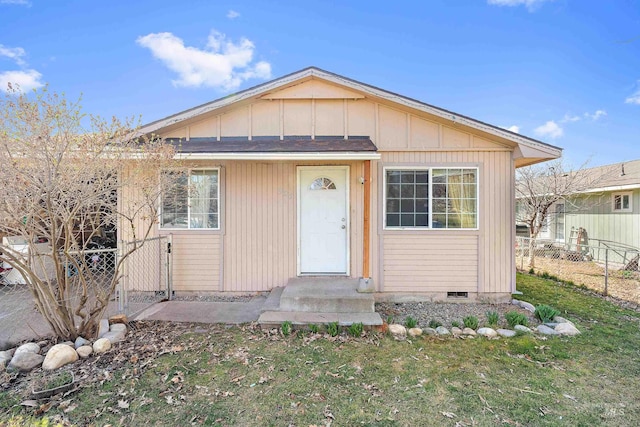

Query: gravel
[[375, 301, 539, 329]]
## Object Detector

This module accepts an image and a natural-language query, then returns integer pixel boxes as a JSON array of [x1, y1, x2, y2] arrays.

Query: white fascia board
[[581, 184, 640, 194], [174, 152, 382, 161]]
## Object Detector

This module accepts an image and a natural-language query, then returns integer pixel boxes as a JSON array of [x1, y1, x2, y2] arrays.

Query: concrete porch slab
[[279, 277, 375, 313]]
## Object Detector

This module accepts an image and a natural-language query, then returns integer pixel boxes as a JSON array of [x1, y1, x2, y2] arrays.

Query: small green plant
[[308, 324, 320, 334], [386, 315, 394, 324], [451, 320, 461, 328], [486, 311, 499, 327], [621, 270, 634, 279], [42, 371, 73, 390], [540, 271, 551, 280], [281, 321, 292, 336], [535, 304, 560, 323], [428, 319, 442, 329], [404, 316, 418, 328], [463, 316, 479, 330], [505, 311, 528, 327], [327, 321, 339, 337], [528, 268, 535, 275], [348, 322, 364, 337]]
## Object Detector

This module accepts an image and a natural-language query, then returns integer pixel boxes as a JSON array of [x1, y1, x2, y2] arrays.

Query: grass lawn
[[2, 273, 640, 426]]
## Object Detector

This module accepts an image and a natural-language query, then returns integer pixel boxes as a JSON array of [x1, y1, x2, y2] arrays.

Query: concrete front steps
[[258, 277, 382, 328]]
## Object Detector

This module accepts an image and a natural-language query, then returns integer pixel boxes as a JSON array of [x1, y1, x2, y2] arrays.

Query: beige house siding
[[136, 77, 522, 296], [373, 150, 514, 295]]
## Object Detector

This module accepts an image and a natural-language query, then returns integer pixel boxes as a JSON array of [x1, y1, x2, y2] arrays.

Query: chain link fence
[[0, 247, 118, 348], [1, 236, 171, 348], [117, 235, 172, 318], [516, 236, 640, 304]]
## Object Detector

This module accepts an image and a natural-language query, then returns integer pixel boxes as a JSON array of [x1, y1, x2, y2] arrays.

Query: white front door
[[298, 166, 349, 275]]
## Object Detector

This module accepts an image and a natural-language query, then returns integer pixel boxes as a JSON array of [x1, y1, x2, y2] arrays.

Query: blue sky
[[1, 0, 639, 167]]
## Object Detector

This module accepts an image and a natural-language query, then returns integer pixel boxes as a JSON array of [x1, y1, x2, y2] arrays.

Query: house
[[131, 67, 561, 302], [536, 159, 640, 251]]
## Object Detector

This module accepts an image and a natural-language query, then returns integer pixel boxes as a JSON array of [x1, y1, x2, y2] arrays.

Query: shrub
[[528, 268, 535, 275], [308, 324, 319, 334], [463, 316, 479, 330], [486, 311, 499, 327], [348, 322, 364, 337], [404, 316, 418, 328], [428, 319, 442, 329], [505, 311, 528, 327], [327, 322, 340, 337], [535, 305, 560, 323], [281, 321, 292, 336]]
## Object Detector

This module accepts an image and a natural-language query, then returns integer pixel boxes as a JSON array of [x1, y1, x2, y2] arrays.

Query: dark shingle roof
[[165, 136, 377, 153]]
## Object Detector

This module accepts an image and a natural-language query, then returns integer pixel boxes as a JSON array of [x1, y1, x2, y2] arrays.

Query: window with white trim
[[384, 168, 478, 229], [612, 192, 632, 212], [161, 169, 219, 229]]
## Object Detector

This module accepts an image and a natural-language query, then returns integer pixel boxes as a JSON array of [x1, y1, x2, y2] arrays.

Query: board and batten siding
[[564, 189, 640, 250], [151, 78, 518, 295], [373, 150, 514, 296]]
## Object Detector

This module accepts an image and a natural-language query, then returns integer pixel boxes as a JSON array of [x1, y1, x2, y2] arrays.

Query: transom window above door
[[384, 167, 478, 229], [310, 177, 337, 190]]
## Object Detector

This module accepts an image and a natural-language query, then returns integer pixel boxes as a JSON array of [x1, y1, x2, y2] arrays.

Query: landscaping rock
[[408, 327, 423, 337], [74, 337, 90, 349], [423, 328, 437, 336], [536, 325, 559, 335], [76, 345, 93, 359], [109, 314, 128, 325], [388, 324, 407, 338], [514, 325, 532, 333], [60, 341, 75, 347], [451, 327, 462, 336], [98, 319, 110, 338], [42, 344, 78, 370], [544, 322, 560, 328], [462, 328, 477, 336], [435, 326, 450, 335], [102, 330, 126, 344], [497, 329, 517, 338], [14, 342, 40, 356], [7, 352, 44, 372], [555, 322, 580, 336], [520, 301, 536, 313], [93, 338, 111, 354], [477, 327, 498, 338], [110, 323, 127, 333], [555, 316, 574, 326], [0, 349, 16, 368]]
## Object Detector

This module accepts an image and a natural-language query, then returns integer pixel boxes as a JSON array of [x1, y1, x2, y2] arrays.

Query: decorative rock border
[[387, 300, 581, 340], [0, 314, 129, 373]]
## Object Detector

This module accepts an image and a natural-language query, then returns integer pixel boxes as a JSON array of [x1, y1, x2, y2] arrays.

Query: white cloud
[[0, 0, 31, 5], [584, 109, 607, 120], [0, 69, 44, 93], [561, 113, 581, 123], [137, 30, 272, 91], [227, 10, 240, 19], [502, 125, 520, 133], [487, 0, 553, 11], [0, 44, 26, 66], [625, 82, 640, 105], [534, 120, 563, 139]]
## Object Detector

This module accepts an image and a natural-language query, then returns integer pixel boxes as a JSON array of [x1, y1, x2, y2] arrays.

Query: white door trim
[[297, 165, 350, 276]]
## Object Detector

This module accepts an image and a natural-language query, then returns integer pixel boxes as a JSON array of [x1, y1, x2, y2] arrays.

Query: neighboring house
[[130, 67, 561, 302], [538, 160, 640, 250]]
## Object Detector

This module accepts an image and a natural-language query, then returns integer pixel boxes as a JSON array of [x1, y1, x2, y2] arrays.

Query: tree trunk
[[528, 236, 536, 269]]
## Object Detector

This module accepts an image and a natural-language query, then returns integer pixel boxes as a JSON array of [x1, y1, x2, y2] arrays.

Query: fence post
[[166, 234, 173, 301], [604, 248, 609, 296]]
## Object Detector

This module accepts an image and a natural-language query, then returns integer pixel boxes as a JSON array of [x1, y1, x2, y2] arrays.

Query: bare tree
[[515, 159, 612, 268], [0, 86, 175, 340]]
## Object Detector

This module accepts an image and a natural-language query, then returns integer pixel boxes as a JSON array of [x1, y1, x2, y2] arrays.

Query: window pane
[[161, 171, 188, 228], [401, 171, 415, 183], [416, 199, 429, 213], [208, 213, 218, 229], [161, 170, 219, 229], [415, 172, 429, 183], [432, 214, 446, 228], [416, 184, 429, 198], [614, 195, 622, 210], [387, 199, 400, 213], [433, 184, 447, 198], [401, 199, 415, 212], [415, 214, 429, 226], [432, 199, 447, 213], [623, 195, 630, 209], [387, 184, 400, 198], [387, 213, 400, 227], [387, 171, 401, 183], [400, 184, 414, 198], [401, 214, 415, 227]]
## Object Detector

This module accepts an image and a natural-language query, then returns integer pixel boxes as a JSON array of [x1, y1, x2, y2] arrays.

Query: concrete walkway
[[134, 294, 270, 324]]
